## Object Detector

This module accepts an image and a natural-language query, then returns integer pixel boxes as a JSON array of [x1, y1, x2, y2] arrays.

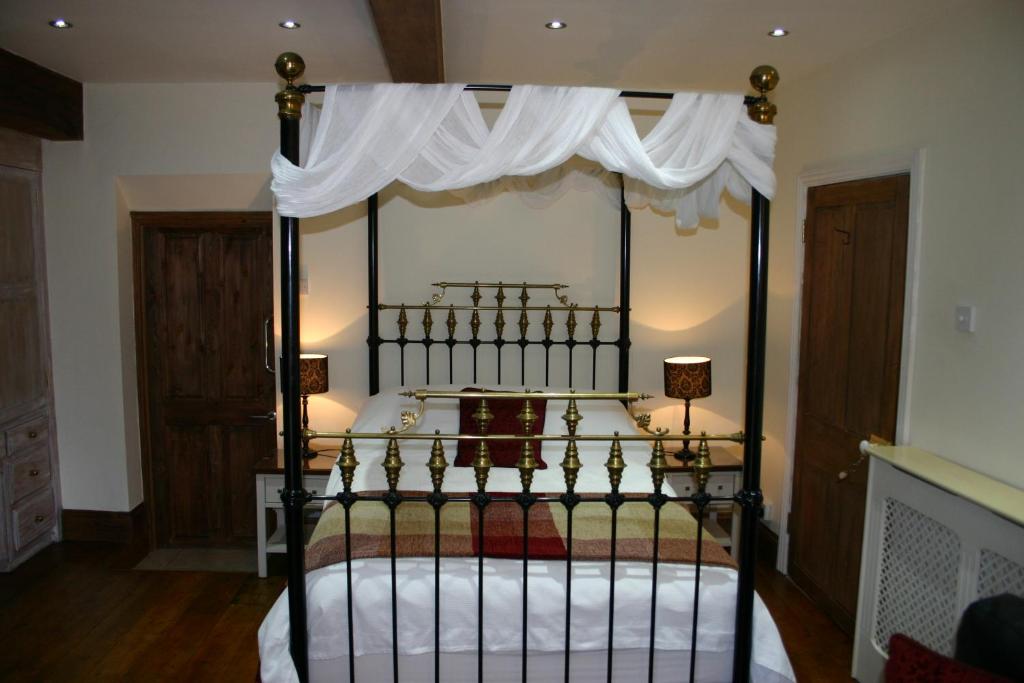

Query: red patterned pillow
[[886, 634, 1013, 682], [454, 388, 548, 469]]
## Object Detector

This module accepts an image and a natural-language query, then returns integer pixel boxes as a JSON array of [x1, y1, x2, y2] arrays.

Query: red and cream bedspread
[[305, 493, 735, 573]]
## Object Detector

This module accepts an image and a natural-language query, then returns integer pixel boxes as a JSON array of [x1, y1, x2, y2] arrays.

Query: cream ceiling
[[0, 0, 975, 90]]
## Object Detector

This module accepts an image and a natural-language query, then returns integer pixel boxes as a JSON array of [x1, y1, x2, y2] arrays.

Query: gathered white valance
[[271, 83, 776, 228]]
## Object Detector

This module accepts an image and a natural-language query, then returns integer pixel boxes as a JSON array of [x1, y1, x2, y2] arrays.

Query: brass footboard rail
[[302, 391, 745, 683]]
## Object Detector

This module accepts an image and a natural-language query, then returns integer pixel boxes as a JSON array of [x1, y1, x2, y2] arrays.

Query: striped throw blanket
[[305, 492, 735, 572]]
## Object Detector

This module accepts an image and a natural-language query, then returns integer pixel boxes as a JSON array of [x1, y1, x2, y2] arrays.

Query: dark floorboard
[[0, 541, 851, 681]]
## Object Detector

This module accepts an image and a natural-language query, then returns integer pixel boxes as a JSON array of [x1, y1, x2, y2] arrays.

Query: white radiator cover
[[853, 458, 1024, 681]]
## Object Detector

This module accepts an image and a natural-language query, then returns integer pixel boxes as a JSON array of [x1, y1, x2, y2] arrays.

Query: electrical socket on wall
[[761, 502, 773, 521], [955, 305, 975, 333]]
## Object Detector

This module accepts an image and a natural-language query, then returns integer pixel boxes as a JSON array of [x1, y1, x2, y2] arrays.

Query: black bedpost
[[275, 52, 309, 683], [731, 188, 769, 683], [732, 64, 779, 683], [368, 192, 380, 395], [617, 181, 631, 395]]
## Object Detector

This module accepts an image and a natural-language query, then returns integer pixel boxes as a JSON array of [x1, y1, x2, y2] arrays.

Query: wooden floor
[[0, 541, 852, 681]]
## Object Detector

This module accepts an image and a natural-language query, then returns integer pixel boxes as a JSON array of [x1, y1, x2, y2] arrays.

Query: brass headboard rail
[[371, 280, 628, 390]]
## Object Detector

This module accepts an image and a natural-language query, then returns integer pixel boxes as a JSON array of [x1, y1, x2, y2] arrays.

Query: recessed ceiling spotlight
[[278, 19, 301, 29], [48, 18, 73, 29], [768, 27, 789, 37], [545, 20, 567, 30]]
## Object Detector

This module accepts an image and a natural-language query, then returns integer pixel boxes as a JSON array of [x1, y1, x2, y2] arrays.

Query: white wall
[[767, 0, 1024, 549], [43, 84, 759, 514], [43, 83, 278, 511]]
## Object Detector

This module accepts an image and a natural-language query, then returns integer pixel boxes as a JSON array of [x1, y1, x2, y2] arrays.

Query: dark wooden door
[[135, 212, 275, 547], [789, 175, 909, 633]]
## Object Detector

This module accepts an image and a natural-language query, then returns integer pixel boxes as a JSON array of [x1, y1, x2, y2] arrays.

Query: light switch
[[955, 305, 975, 333], [299, 265, 309, 295]]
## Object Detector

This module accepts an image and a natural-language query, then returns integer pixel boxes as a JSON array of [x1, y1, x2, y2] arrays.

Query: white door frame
[[776, 149, 926, 574]]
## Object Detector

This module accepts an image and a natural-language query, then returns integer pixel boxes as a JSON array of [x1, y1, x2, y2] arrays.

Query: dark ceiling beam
[[0, 49, 83, 141], [367, 0, 445, 83]]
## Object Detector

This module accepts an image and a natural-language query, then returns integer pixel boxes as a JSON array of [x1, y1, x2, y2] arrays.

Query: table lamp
[[663, 356, 712, 461], [299, 353, 329, 459]]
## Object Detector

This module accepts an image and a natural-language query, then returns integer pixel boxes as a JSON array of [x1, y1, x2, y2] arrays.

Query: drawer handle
[[34, 514, 45, 523], [28, 430, 38, 439], [29, 469, 40, 477]]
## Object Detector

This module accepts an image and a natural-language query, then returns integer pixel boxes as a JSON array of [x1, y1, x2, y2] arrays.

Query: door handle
[[248, 411, 277, 422], [839, 434, 891, 481], [264, 317, 275, 374]]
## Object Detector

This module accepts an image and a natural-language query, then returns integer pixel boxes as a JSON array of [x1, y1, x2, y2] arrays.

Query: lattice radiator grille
[[872, 497, 961, 656], [977, 548, 1024, 600]]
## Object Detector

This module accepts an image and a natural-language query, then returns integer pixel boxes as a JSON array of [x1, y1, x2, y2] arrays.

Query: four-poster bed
[[261, 52, 783, 683]]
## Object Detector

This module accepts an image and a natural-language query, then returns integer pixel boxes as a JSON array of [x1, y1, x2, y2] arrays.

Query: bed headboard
[[366, 189, 633, 394], [369, 281, 628, 392]]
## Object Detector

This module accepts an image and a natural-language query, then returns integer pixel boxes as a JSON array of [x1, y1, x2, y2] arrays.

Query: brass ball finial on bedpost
[[275, 52, 306, 120], [746, 65, 779, 124]]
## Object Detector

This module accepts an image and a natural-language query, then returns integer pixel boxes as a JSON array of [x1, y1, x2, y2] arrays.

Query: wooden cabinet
[[0, 129, 60, 571]]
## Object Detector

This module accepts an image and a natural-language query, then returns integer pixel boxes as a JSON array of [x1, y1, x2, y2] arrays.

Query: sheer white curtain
[[271, 83, 775, 228]]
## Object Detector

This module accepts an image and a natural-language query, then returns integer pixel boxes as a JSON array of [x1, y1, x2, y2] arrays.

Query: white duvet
[[258, 386, 795, 682]]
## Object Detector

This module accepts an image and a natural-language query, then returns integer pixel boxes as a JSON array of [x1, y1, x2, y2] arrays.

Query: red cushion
[[885, 634, 1013, 682], [454, 388, 547, 469]]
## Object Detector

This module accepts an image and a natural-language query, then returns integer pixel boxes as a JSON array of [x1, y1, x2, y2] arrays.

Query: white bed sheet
[[258, 386, 795, 682]]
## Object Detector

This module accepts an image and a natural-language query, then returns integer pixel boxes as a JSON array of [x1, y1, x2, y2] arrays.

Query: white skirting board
[[852, 455, 1024, 682]]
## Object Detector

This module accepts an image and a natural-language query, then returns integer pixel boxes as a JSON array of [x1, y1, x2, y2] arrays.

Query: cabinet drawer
[[7, 445, 51, 503], [668, 472, 736, 498], [263, 474, 329, 503], [6, 414, 49, 456], [12, 487, 55, 551]]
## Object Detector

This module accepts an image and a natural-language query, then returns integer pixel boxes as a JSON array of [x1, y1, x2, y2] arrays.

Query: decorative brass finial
[[590, 309, 601, 339], [648, 438, 668, 493], [427, 430, 447, 493], [472, 398, 494, 492], [561, 438, 581, 492], [518, 308, 529, 338], [747, 65, 779, 124], [542, 306, 554, 340], [397, 305, 409, 338], [446, 306, 457, 338], [516, 399, 539, 491], [382, 435, 404, 491], [494, 308, 506, 338], [566, 306, 577, 339], [275, 52, 306, 84], [274, 52, 306, 120], [470, 308, 481, 339], [338, 429, 359, 493], [605, 432, 625, 491], [422, 306, 433, 337], [561, 396, 582, 436], [691, 433, 712, 493]]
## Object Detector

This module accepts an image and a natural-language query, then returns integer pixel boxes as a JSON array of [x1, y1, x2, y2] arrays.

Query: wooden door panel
[[803, 205, 853, 427], [137, 212, 274, 548], [223, 424, 274, 540], [791, 456, 833, 588], [161, 233, 205, 400], [219, 232, 270, 401], [164, 425, 212, 543], [846, 201, 900, 437], [789, 175, 909, 633]]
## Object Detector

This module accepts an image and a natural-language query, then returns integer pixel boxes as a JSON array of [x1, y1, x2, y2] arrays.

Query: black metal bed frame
[[274, 53, 775, 683], [366, 186, 632, 396]]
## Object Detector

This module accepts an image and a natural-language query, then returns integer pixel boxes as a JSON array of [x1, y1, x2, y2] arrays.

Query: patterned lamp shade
[[299, 354, 329, 395], [663, 356, 712, 400]]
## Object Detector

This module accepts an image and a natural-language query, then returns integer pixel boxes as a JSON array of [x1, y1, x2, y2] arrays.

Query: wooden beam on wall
[[0, 49, 83, 141], [368, 0, 445, 83]]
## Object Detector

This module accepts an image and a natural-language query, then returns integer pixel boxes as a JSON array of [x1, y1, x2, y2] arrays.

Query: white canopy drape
[[271, 83, 776, 228]]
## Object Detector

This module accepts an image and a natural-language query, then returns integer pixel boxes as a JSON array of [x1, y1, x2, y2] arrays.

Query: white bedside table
[[662, 445, 743, 558], [254, 450, 337, 578]]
